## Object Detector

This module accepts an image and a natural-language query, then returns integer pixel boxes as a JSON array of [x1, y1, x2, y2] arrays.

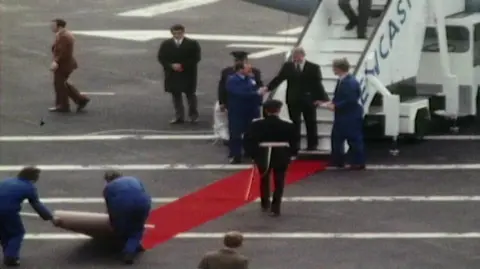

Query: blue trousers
[[0, 213, 25, 259], [228, 109, 259, 158], [331, 117, 366, 166], [110, 205, 150, 255]]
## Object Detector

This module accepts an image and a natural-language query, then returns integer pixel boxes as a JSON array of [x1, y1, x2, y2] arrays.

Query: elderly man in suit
[[198, 231, 248, 269], [263, 47, 329, 153], [324, 58, 365, 170], [158, 24, 202, 124], [49, 18, 90, 113]]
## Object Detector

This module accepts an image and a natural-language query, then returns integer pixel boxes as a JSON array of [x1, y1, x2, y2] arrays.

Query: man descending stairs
[[338, 0, 372, 38]]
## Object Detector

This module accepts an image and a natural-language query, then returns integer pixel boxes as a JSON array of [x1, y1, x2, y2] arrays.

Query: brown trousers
[[53, 70, 87, 109]]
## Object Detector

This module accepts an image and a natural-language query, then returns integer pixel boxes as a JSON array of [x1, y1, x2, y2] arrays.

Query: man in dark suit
[[243, 100, 296, 217], [215, 51, 263, 144], [264, 47, 328, 152], [49, 18, 90, 113], [338, 0, 372, 38], [198, 231, 248, 269], [158, 24, 201, 124], [324, 58, 365, 170]]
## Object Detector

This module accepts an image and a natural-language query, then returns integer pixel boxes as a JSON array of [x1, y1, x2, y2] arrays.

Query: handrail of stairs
[[353, 0, 393, 75], [365, 54, 400, 138], [266, 0, 324, 101]]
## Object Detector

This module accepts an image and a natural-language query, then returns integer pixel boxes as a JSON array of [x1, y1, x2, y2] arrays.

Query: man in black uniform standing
[[243, 100, 296, 217], [217, 51, 263, 112]]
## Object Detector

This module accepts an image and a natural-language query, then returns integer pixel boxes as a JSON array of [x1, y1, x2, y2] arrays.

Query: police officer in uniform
[[218, 51, 263, 114], [243, 100, 297, 217]]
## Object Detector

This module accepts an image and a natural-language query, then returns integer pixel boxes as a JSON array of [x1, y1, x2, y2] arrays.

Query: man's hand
[[50, 61, 58, 71], [313, 100, 323, 107], [219, 104, 227, 112], [258, 86, 268, 95], [171, 63, 183, 71], [325, 102, 335, 110], [51, 217, 61, 227]]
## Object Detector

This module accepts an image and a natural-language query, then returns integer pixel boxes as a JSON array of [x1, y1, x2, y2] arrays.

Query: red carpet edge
[[142, 160, 327, 249]]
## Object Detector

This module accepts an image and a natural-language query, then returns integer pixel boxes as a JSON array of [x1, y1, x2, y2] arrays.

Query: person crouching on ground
[[103, 170, 152, 264]]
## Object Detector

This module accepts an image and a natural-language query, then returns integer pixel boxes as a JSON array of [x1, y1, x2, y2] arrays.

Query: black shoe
[[4, 257, 20, 267], [357, 33, 366, 39], [170, 118, 185, 124], [136, 246, 145, 253], [345, 21, 357, 31], [123, 253, 135, 265], [76, 99, 90, 112], [347, 164, 366, 170], [269, 211, 280, 217], [229, 157, 242, 164], [305, 146, 317, 151], [48, 107, 70, 113], [189, 117, 199, 124]]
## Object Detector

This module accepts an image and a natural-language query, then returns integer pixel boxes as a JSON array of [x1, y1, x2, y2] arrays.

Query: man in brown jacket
[[49, 18, 89, 113], [198, 231, 248, 269]]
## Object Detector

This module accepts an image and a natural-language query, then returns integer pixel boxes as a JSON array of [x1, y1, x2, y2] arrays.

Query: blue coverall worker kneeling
[[0, 166, 56, 267], [103, 170, 152, 265], [326, 58, 366, 170]]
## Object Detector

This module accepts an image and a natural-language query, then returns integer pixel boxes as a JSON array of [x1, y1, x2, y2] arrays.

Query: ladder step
[[320, 39, 368, 53]]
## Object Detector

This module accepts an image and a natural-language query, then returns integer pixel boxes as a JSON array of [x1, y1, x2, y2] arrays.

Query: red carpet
[[142, 160, 327, 249]]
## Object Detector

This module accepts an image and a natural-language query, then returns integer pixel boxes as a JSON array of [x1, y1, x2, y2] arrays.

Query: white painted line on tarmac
[[424, 135, 480, 140], [277, 27, 304, 35], [117, 0, 222, 17], [24, 232, 480, 240], [0, 134, 216, 141], [1, 163, 480, 171], [249, 47, 291, 59], [32, 196, 480, 204], [72, 30, 299, 43], [80, 92, 115, 96], [226, 43, 291, 49], [0, 164, 251, 171]]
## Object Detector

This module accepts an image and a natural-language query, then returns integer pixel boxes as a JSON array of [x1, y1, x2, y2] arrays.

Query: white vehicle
[[242, 0, 480, 156]]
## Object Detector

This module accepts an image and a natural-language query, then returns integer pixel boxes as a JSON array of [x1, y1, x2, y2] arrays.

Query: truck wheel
[[405, 108, 431, 143]]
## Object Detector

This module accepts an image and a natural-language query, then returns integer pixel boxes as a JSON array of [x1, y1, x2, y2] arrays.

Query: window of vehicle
[[422, 26, 470, 53], [474, 23, 480, 66]]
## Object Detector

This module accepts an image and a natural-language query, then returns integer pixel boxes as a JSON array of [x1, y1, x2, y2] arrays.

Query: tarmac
[[1, 0, 480, 268]]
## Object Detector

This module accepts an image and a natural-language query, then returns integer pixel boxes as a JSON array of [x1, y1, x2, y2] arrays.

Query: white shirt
[[294, 60, 305, 71], [174, 38, 183, 46], [338, 73, 348, 82]]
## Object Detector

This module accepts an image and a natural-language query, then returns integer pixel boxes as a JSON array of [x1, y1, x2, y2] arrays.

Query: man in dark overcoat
[[158, 24, 201, 124]]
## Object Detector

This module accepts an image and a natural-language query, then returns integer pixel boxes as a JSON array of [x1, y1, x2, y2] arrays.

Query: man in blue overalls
[[0, 167, 55, 267], [325, 58, 366, 170], [226, 62, 265, 164], [103, 170, 152, 264]]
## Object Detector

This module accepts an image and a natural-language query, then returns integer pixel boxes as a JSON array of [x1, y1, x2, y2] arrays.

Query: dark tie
[[296, 64, 301, 73]]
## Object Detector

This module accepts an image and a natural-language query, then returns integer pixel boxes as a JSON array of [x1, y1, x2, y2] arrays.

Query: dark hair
[[52, 18, 67, 28], [17, 166, 41, 181], [170, 24, 185, 32], [332, 58, 350, 72], [223, 231, 243, 248], [104, 170, 122, 182], [234, 62, 245, 72]]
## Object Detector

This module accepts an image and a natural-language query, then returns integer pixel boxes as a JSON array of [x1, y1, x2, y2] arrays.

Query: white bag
[[213, 101, 229, 140]]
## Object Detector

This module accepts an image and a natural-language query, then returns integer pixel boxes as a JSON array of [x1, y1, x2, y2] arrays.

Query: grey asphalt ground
[[1, 0, 480, 268]]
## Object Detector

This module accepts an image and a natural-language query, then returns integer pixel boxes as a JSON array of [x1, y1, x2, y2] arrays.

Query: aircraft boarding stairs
[[271, 0, 466, 157]]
